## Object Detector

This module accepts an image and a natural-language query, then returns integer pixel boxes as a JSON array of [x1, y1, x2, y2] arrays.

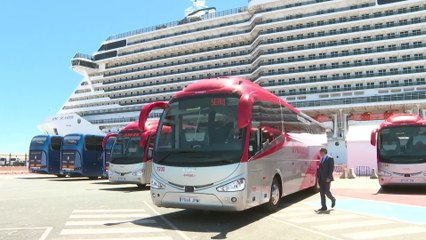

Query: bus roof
[[121, 120, 158, 133], [172, 77, 300, 114], [379, 114, 426, 129]]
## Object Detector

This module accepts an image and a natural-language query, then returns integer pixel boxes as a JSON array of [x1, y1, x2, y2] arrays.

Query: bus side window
[[248, 128, 260, 158]]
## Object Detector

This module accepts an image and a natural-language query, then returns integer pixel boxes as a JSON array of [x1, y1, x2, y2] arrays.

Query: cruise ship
[[39, 0, 426, 163]]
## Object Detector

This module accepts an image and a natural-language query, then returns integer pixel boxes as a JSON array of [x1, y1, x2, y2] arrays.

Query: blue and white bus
[[60, 134, 105, 179], [29, 135, 63, 177]]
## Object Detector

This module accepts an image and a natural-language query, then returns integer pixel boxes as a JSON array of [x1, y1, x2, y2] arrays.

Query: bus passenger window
[[248, 129, 260, 158]]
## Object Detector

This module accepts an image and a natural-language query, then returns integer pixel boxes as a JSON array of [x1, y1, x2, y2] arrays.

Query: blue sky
[[0, 0, 248, 154]]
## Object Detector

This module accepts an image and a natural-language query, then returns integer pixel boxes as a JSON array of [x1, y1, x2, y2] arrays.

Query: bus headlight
[[379, 170, 392, 177], [216, 178, 246, 192], [150, 178, 165, 189]]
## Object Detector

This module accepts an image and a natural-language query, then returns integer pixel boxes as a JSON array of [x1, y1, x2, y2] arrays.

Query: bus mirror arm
[[370, 129, 377, 146], [139, 101, 168, 131], [238, 95, 253, 128], [140, 132, 149, 148], [102, 133, 118, 149]]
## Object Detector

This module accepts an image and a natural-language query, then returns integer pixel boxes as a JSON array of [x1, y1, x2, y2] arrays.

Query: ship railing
[[106, 6, 248, 41]]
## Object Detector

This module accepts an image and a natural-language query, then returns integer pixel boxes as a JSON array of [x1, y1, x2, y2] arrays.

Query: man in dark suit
[[317, 148, 336, 211]]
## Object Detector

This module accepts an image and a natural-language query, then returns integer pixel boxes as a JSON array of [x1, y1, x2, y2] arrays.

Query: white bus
[[371, 114, 426, 188], [107, 121, 158, 188], [140, 77, 326, 211]]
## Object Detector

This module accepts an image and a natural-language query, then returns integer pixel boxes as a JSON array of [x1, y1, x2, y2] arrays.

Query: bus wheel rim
[[271, 182, 280, 205]]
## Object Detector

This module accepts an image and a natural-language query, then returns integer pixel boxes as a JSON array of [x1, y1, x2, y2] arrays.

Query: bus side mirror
[[139, 101, 168, 132], [370, 129, 377, 146], [238, 95, 253, 128], [139, 132, 150, 148]]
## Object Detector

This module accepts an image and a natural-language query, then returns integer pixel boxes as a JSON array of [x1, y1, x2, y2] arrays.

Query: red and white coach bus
[[139, 77, 326, 211], [106, 120, 159, 188], [371, 114, 426, 188]]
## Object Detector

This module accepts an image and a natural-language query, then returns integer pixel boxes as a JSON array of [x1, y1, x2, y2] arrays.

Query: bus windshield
[[110, 131, 144, 164], [155, 96, 244, 167], [64, 135, 82, 146], [378, 126, 426, 164], [31, 136, 48, 146]]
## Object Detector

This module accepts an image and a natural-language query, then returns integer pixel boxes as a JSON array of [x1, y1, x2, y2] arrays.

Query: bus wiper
[[156, 152, 173, 164]]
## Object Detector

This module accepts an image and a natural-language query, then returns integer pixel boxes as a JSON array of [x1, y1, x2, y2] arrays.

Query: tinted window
[[64, 135, 81, 146], [84, 136, 103, 151], [50, 137, 62, 151], [378, 126, 426, 163], [30, 136, 47, 146]]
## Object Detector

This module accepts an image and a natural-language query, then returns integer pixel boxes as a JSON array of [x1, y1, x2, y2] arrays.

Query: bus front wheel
[[264, 177, 281, 212], [137, 184, 146, 189]]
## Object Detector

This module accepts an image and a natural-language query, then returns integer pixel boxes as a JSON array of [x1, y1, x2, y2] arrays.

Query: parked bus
[[102, 133, 118, 178], [107, 120, 159, 188], [28, 135, 64, 176], [371, 114, 426, 188], [60, 133, 105, 179], [139, 77, 326, 212]]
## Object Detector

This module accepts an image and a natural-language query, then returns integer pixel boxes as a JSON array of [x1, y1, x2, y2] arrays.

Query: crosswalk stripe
[[277, 206, 311, 213], [70, 214, 150, 219], [73, 209, 145, 213], [313, 219, 394, 230], [60, 227, 164, 235], [65, 219, 157, 226], [78, 237, 174, 240], [342, 226, 426, 240], [288, 214, 364, 223], [274, 211, 334, 218]]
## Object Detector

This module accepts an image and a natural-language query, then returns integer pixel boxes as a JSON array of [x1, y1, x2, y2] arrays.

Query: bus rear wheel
[[264, 177, 281, 212], [137, 184, 146, 189]]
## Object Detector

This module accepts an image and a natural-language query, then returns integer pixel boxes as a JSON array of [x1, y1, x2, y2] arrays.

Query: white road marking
[[73, 209, 146, 213], [313, 219, 394, 230], [60, 227, 164, 235], [143, 201, 191, 240], [70, 213, 150, 219], [266, 216, 344, 240], [342, 226, 426, 240], [65, 219, 157, 226]]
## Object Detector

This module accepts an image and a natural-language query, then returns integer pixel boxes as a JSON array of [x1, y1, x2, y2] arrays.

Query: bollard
[[340, 168, 348, 179], [348, 168, 357, 179], [370, 168, 378, 179]]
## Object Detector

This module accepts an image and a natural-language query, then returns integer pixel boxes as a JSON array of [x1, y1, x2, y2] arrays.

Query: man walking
[[317, 148, 336, 211]]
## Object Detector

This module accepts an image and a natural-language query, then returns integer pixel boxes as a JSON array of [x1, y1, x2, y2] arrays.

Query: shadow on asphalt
[[112, 188, 317, 239], [49, 177, 100, 182], [376, 186, 426, 195], [17, 176, 59, 180], [98, 185, 150, 193]]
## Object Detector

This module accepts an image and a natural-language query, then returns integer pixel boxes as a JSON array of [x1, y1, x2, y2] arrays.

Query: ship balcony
[[71, 53, 99, 75]]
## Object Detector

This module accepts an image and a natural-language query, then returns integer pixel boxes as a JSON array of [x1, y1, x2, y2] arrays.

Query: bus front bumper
[[379, 176, 426, 186], [151, 190, 247, 211]]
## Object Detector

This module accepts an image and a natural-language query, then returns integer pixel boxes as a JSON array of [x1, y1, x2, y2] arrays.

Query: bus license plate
[[179, 197, 199, 204], [63, 168, 73, 171], [401, 179, 414, 183], [117, 177, 126, 181]]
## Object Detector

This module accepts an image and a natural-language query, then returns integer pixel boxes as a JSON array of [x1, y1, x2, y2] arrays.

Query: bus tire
[[264, 177, 281, 212], [88, 176, 98, 180], [56, 174, 66, 178]]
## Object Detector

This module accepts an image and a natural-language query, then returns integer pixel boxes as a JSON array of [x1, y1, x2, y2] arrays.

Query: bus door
[[83, 135, 104, 177], [142, 134, 155, 183], [48, 136, 62, 175]]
